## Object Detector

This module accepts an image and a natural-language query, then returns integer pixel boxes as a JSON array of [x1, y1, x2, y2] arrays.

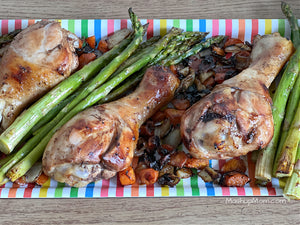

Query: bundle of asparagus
[[0, 9, 224, 185], [255, 2, 300, 200]]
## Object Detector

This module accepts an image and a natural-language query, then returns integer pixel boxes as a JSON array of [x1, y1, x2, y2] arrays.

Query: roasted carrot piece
[[184, 157, 209, 169], [97, 39, 109, 53], [35, 172, 49, 186], [224, 38, 243, 48], [78, 38, 83, 49], [131, 156, 139, 170], [169, 151, 188, 168], [220, 158, 247, 174], [85, 35, 96, 49], [151, 111, 166, 122], [171, 98, 190, 110], [119, 166, 136, 186], [137, 168, 159, 185], [220, 171, 250, 187], [164, 108, 185, 125], [14, 176, 27, 186], [78, 53, 97, 69], [169, 65, 177, 75]]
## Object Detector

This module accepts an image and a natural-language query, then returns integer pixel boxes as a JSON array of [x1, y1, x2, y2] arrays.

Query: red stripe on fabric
[[1, 20, 8, 35], [100, 179, 109, 197], [247, 152, 261, 196], [107, 20, 114, 36], [251, 19, 259, 42], [147, 19, 153, 39], [116, 174, 124, 197], [225, 19, 232, 38], [23, 183, 35, 198], [121, 19, 127, 29], [221, 187, 230, 196], [236, 187, 246, 196], [266, 182, 276, 196], [15, 20, 22, 30], [146, 184, 154, 196], [218, 159, 226, 170], [212, 19, 219, 36]]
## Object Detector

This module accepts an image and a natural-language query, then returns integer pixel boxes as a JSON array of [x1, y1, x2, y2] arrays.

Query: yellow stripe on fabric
[[39, 178, 51, 197], [265, 19, 272, 34], [161, 185, 169, 196], [160, 19, 167, 36]]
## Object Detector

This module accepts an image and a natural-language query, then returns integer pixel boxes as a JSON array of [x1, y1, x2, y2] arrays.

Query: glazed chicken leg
[[43, 66, 179, 187], [0, 20, 79, 131], [181, 33, 294, 159]]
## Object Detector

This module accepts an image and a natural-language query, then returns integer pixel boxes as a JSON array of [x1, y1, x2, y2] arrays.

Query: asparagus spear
[[281, 2, 300, 47], [163, 35, 225, 66], [0, 35, 132, 155], [0, 29, 21, 45], [273, 100, 300, 177], [6, 27, 182, 182], [255, 47, 300, 183], [273, 74, 300, 176], [283, 144, 300, 200]]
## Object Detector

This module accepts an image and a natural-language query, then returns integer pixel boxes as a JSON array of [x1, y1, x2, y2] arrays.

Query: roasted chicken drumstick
[[0, 21, 79, 131], [181, 33, 294, 159], [43, 66, 179, 187]]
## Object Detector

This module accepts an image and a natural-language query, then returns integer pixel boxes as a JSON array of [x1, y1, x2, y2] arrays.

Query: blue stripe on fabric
[[199, 19, 206, 32], [205, 160, 215, 196], [94, 19, 102, 43], [85, 182, 95, 197]]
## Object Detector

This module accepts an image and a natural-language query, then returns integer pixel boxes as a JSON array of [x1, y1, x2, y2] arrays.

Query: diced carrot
[[214, 72, 226, 84], [35, 172, 49, 186], [169, 65, 177, 75], [151, 111, 166, 123], [164, 108, 185, 125], [78, 39, 83, 49], [184, 157, 209, 169], [203, 76, 215, 87], [224, 38, 244, 48], [221, 171, 250, 187], [97, 39, 109, 53], [137, 168, 159, 185], [212, 46, 225, 56], [220, 158, 247, 174], [85, 35, 96, 49], [139, 121, 155, 137], [131, 156, 139, 170], [169, 151, 188, 168], [78, 53, 97, 69], [14, 176, 27, 186], [171, 98, 190, 110], [119, 166, 136, 186]]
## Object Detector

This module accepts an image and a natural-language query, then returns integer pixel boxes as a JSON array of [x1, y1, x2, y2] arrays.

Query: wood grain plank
[[0, 0, 299, 19]]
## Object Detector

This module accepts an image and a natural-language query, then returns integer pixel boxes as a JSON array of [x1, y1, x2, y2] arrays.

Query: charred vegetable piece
[[220, 171, 250, 187], [220, 158, 247, 174]]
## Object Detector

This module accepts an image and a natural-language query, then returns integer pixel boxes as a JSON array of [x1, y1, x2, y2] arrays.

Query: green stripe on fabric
[[68, 20, 75, 33], [186, 20, 193, 31], [191, 169, 200, 196], [81, 20, 89, 38], [278, 19, 286, 37], [70, 187, 78, 198], [173, 19, 180, 28], [54, 182, 65, 197], [176, 179, 184, 196]]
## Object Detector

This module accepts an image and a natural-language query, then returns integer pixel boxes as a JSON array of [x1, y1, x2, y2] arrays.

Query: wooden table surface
[[0, 0, 299, 224]]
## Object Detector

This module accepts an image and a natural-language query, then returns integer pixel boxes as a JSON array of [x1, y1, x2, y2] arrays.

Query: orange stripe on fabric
[[28, 20, 35, 26], [131, 181, 139, 197], [247, 152, 261, 196], [238, 19, 245, 41], [8, 183, 19, 198]]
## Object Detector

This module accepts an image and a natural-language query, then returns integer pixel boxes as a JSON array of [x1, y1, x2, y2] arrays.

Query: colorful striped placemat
[[0, 19, 296, 198]]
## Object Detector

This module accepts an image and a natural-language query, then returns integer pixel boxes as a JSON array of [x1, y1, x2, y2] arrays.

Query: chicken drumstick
[[43, 66, 179, 187], [181, 33, 294, 159]]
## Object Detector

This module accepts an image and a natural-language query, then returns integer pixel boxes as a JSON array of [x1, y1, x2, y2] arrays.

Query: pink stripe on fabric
[[15, 20, 22, 30], [107, 20, 114, 36], [212, 19, 219, 36], [100, 179, 110, 197], [116, 174, 124, 197], [1, 20, 8, 35], [146, 184, 154, 196], [225, 19, 232, 37], [236, 187, 246, 196], [266, 182, 276, 196], [121, 19, 127, 29]]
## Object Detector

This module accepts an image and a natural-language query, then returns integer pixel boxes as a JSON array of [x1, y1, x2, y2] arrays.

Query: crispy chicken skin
[[0, 20, 79, 131], [43, 66, 180, 187], [181, 33, 294, 159]]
